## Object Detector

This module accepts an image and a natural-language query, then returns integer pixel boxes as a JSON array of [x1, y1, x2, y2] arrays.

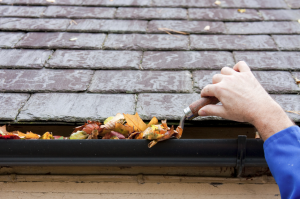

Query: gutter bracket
[[236, 135, 247, 177]]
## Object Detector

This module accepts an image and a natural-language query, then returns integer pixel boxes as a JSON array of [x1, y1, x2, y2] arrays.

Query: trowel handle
[[184, 97, 219, 119]]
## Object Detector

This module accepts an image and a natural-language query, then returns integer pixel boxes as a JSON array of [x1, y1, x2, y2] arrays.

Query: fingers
[[201, 84, 217, 97], [233, 61, 251, 72], [221, 67, 236, 75], [198, 104, 227, 118], [212, 74, 224, 84]]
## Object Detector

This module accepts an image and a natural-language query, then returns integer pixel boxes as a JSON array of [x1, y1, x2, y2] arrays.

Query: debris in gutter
[[0, 113, 183, 148], [215, 0, 221, 5], [204, 25, 210, 31], [238, 9, 246, 13], [69, 37, 78, 41]]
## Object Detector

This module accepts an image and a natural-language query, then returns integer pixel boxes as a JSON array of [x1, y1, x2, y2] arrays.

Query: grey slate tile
[[0, 93, 30, 121], [260, 10, 300, 21], [189, 8, 262, 21], [88, 70, 193, 93], [271, 95, 300, 122], [16, 32, 106, 49], [67, 19, 148, 33], [0, 6, 46, 17], [47, 50, 142, 69], [272, 35, 300, 50], [219, 0, 288, 8], [0, 49, 52, 69], [193, 70, 300, 93], [43, 6, 116, 19], [0, 32, 25, 48], [0, 18, 70, 31], [0, 69, 93, 92], [12, 0, 84, 5], [18, 93, 136, 122], [142, 51, 235, 70], [104, 34, 189, 50], [233, 51, 300, 70], [116, 8, 187, 20], [148, 20, 226, 34], [226, 22, 300, 34], [83, 0, 150, 6], [286, 0, 300, 8], [152, 0, 216, 8], [190, 35, 277, 50]]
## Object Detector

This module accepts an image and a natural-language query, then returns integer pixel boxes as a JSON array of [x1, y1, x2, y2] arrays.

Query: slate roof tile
[[43, 6, 116, 19], [0, 0, 299, 123], [104, 34, 189, 50], [189, 8, 262, 21], [142, 51, 235, 70], [0, 32, 25, 48], [0, 6, 46, 17], [0, 69, 93, 92], [0, 93, 30, 121], [116, 8, 187, 20], [67, 19, 148, 33], [190, 35, 277, 50], [0, 49, 52, 69], [17, 93, 136, 122], [16, 32, 106, 49], [148, 20, 226, 34], [88, 70, 193, 93], [46, 50, 142, 69], [233, 51, 300, 70]]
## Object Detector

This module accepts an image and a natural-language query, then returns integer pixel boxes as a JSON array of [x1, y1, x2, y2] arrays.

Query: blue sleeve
[[264, 125, 300, 199]]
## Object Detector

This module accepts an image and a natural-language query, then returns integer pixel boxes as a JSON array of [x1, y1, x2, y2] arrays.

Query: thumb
[[198, 105, 226, 118]]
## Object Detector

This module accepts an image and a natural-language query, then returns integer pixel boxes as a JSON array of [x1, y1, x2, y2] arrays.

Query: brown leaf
[[123, 112, 147, 132], [102, 131, 125, 139], [73, 120, 102, 135], [175, 126, 183, 139], [128, 132, 140, 139], [113, 123, 134, 137]]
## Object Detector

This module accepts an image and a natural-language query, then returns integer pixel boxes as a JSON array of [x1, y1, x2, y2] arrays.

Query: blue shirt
[[264, 125, 300, 199]]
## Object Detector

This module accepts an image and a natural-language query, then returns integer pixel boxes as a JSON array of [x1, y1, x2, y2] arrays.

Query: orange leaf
[[41, 132, 54, 139], [147, 117, 158, 128], [175, 126, 183, 139], [123, 112, 147, 132], [114, 123, 134, 137], [161, 119, 168, 129], [18, 131, 40, 139]]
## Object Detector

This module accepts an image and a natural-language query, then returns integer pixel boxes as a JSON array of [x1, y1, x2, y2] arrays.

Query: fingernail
[[198, 109, 207, 116]]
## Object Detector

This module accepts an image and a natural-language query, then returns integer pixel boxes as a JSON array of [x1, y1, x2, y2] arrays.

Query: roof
[[0, 0, 300, 123]]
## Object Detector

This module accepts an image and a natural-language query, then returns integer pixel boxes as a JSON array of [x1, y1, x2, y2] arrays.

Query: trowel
[[179, 97, 219, 130]]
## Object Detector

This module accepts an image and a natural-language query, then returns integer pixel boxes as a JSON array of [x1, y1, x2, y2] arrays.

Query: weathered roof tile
[[151, 0, 215, 8], [148, 20, 226, 34], [142, 51, 235, 70], [0, 32, 25, 48], [83, 0, 150, 6], [16, 32, 106, 49], [233, 51, 300, 70], [0, 49, 52, 69], [0, 69, 93, 92], [43, 6, 116, 18], [226, 22, 300, 34], [189, 8, 262, 21], [67, 19, 148, 33], [11, 0, 84, 5], [271, 95, 300, 122], [88, 70, 193, 93], [272, 35, 300, 50], [116, 8, 187, 20], [260, 10, 300, 21], [219, 0, 288, 8], [18, 93, 136, 122], [104, 34, 189, 50], [285, 0, 300, 8], [190, 35, 277, 50], [0, 6, 46, 17], [47, 50, 142, 69], [0, 18, 70, 31], [0, 93, 30, 121]]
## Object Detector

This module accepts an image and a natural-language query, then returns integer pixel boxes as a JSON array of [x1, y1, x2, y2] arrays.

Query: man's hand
[[198, 61, 294, 140]]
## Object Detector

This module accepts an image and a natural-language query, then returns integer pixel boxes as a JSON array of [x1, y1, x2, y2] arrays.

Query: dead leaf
[[238, 9, 246, 13], [123, 112, 147, 132], [18, 131, 40, 139], [101, 113, 125, 129], [175, 126, 183, 139], [286, 110, 300, 115], [161, 120, 168, 129], [102, 131, 125, 139], [69, 38, 78, 41], [215, 0, 221, 5], [204, 25, 210, 31], [113, 123, 134, 137], [41, 132, 54, 139], [0, 125, 9, 135], [73, 120, 102, 135], [128, 132, 140, 139], [147, 117, 158, 128], [158, 28, 189, 35]]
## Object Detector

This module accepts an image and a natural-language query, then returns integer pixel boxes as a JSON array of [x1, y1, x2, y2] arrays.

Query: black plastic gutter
[[0, 136, 266, 171]]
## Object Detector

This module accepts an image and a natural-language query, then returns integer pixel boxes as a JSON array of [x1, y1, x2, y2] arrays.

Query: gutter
[[0, 135, 266, 177]]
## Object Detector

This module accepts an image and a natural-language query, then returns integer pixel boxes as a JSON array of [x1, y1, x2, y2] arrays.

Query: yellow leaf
[[147, 116, 158, 128], [238, 9, 246, 13], [114, 123, 134, 137], [41, 132, 54, 139], [123, 112, 147, 132]]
